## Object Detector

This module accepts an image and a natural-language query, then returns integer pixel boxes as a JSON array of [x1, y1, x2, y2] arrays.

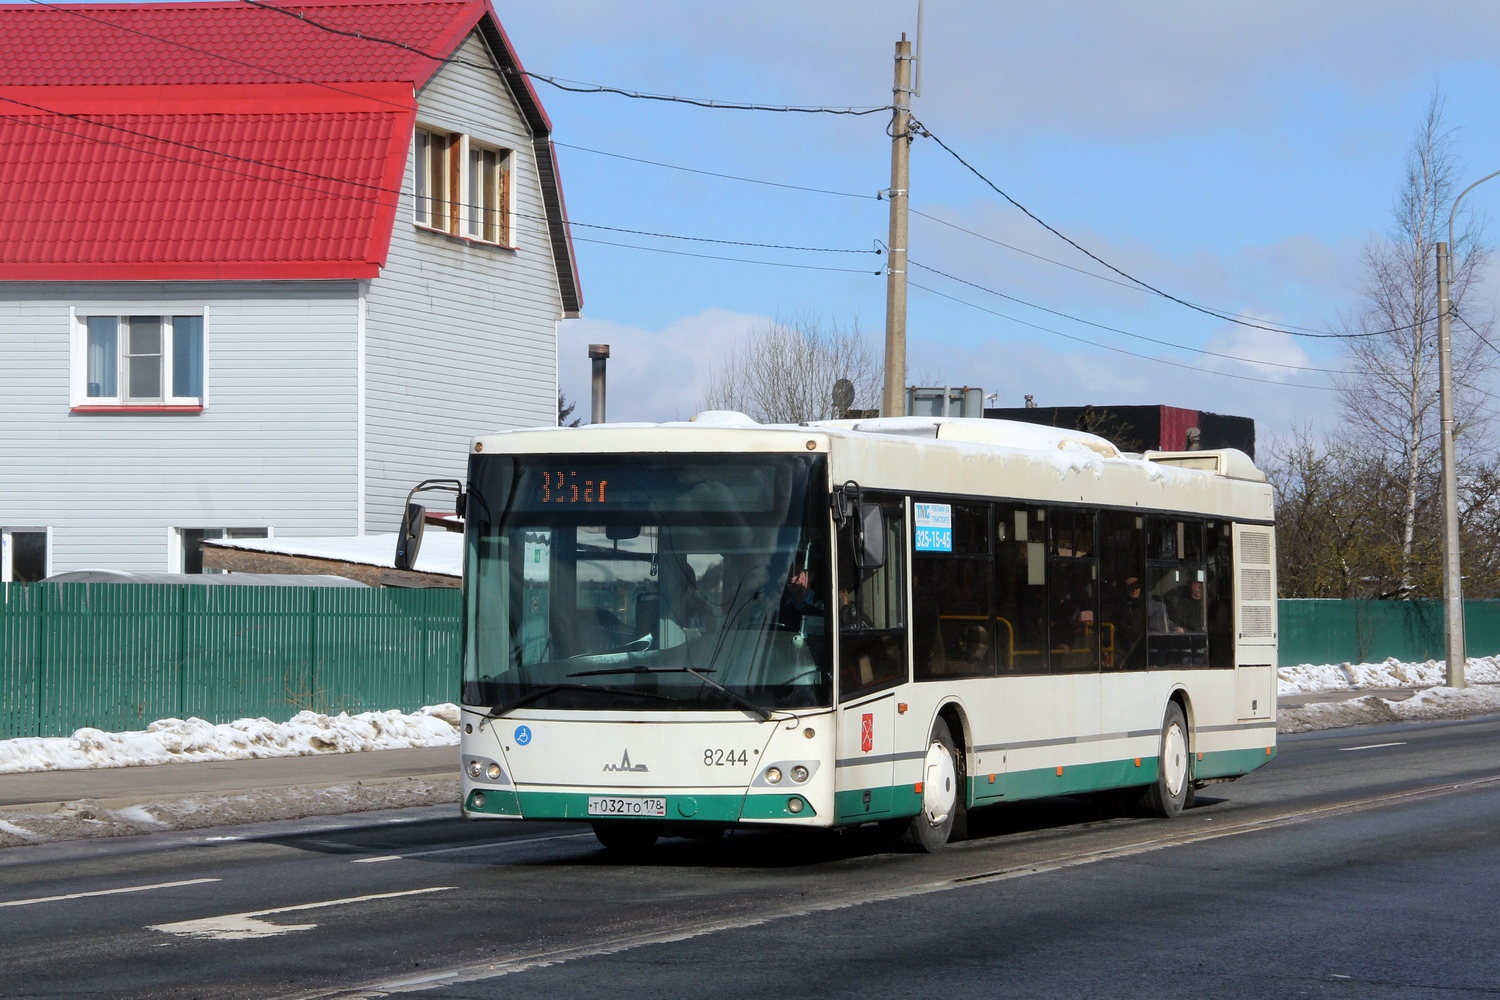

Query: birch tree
[[1333, 92, 1494, 596], [701, 316, 881, 423]]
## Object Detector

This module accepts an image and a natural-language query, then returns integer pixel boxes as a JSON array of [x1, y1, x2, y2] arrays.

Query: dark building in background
[[983, 404, 1256, 459]]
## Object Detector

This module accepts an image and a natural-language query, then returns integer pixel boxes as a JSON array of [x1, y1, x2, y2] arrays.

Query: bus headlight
[[791, 765, 809, 783], [467, 760, 483, 779], [487, 763, 503, 781], [787, 797, 804, 814], [764, 767, 783, 784]]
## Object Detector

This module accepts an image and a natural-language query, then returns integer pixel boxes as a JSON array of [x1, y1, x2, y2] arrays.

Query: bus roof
[[469, 414, 1272, 521]]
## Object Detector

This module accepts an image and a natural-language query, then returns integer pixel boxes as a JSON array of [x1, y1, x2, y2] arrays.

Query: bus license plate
[[587, 796, 667, 817]]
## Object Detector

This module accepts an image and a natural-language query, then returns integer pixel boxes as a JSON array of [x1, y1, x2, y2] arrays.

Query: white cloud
[[558, 308, 769, 423]]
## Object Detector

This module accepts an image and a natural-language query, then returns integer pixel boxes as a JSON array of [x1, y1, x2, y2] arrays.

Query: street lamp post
[[1435, 167, 1500, 688]]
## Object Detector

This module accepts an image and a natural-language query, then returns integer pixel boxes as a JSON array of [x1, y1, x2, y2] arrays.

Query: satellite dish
[[832, 378, 855, 416]]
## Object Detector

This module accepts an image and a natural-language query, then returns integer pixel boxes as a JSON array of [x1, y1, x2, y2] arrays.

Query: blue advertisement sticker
[[513, 725, 533, 746], [913, 502, 953, 552]]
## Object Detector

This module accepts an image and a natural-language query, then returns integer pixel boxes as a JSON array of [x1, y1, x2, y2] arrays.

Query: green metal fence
[[1278, 599, 1500, 666], [4, 585, 1497, 740], [0, 583, 461, 739]]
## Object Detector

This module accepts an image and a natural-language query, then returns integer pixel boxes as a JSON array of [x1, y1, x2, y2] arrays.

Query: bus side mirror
[[855, 503, 885, 570], [395, 502, 426, 571]]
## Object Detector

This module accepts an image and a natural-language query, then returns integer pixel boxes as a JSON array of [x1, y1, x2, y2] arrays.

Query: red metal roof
[[0, 1, 481, 88], [0, 0, 580, 301], [0, 83, 413, 279]]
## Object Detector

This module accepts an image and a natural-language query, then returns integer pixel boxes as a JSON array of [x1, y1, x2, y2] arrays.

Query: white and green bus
[[456, 414, 1277, 852]]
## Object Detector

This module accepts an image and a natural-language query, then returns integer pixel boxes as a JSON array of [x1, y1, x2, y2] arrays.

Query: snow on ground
[[0, 705, 459, 775], [1278, 656, 1500, 695], [208, 531, 463, 577], [1277, 657, 1500, 734], [0, 660, 1496, 776]]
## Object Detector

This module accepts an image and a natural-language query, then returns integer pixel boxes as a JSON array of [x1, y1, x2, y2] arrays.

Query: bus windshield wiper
[[567, 665, 776, 722], [485, 683, 679, 719]]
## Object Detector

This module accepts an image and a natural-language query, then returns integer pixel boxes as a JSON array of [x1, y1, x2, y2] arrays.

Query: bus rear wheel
[[896, 718, 962, 852], [1140, 702, 1191, 819], [591, 821, 661, 855]]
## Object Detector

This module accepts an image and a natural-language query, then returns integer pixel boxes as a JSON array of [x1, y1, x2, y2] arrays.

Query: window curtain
[[173, 316, 204, 398], [85, 316, 118, 397]]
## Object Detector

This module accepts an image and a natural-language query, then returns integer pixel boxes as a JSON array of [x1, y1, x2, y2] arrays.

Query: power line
[[559, 216, 876, 255], [908, 259, 1351, 375], [908, 280, 1337, 392], [572, 235, 883, 274], [909, 207, 1342, 337], [243, 0, 889, 116], [911, 121, 1422, 342], [554, 142, 878, 200], [520, 71, 891, 116]]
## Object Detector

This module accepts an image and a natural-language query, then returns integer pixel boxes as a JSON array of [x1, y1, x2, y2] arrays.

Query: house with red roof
[[0, 0, 581, 579]]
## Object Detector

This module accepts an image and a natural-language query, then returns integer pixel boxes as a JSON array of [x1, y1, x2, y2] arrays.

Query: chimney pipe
[[588, 344, 610, 424]]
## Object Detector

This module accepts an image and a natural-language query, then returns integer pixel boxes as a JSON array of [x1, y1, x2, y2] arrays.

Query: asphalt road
[[3, 716, 1499, 1000]]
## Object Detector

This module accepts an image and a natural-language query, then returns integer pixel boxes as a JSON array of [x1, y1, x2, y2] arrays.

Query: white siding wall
[[0, 282, 360, 573], [364, 30, 564, 530]]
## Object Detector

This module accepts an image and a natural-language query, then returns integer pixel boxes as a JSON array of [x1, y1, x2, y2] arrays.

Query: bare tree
[[701, 316, 881, 423], [1334, 91, 1495, 596]]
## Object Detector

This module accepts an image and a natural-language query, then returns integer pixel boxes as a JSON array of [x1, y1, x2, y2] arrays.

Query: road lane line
[[150, 886, 457, 941], [287, 771, 1500, 999], [1340, 742, 1408, 751], [350, 832, 595, 863], [0, 878, 220, 908]]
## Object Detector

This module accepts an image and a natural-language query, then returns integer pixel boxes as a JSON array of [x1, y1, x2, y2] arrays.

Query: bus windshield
[[461, 453, 831, 714]]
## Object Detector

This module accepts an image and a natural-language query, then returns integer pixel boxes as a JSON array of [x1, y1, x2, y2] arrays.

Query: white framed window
[[71, 308, 208, 409], [172, 527, 271, 574], [415, 126, 513, 246], [1, 527, 50, 583], [466, 140, 512, 245], [415, 127, 459, 234]]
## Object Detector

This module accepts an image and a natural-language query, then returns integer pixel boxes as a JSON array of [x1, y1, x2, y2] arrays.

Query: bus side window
[[994, 505, 1047, 674], [913, 503, 993, 681], [1146, 517, 1208, 667], [1099, 511, 1146, 671], [839, 504, 907, 696], [1206, 522, 1234, 668], [1047, 508, 1099, 673]]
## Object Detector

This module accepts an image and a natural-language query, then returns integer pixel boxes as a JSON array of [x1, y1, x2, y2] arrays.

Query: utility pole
[[1435, 242, 1466, 687], [881, 36, 913, 418]]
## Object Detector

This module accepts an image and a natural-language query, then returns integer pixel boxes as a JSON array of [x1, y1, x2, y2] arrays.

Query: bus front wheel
[[591, 821, 661, 855], [896, 718, 962, 852], [1140, 702, 1191, 819]]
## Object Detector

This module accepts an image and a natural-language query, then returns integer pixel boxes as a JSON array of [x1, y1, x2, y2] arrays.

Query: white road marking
[[150, 886, 456, 941], [349, 832, 595, 864], [1, 878, 220, 908], [290, 772, 1500, 999], [1339, 742, 1408, 751]]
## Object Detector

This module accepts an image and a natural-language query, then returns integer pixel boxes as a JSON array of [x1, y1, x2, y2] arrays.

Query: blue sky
[[489, 1, 1500, 442]]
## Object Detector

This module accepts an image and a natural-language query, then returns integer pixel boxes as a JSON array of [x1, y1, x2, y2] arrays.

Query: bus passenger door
[[835, 499, 906, 822]]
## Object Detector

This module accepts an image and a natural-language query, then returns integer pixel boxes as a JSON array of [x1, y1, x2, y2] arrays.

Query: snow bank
[[0, 704, 460, 775], [1279, 656, 1500, 695], [1277, 685, 1500, 734]]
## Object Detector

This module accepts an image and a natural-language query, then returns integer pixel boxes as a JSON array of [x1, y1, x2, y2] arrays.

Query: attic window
[[466, 142, 512, 245], [415, 127, 512, 246], [415, 127, 459, 233]]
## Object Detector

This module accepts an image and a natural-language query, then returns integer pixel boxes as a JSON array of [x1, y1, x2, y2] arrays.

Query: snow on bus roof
[[471, 415, 1264, 484]]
